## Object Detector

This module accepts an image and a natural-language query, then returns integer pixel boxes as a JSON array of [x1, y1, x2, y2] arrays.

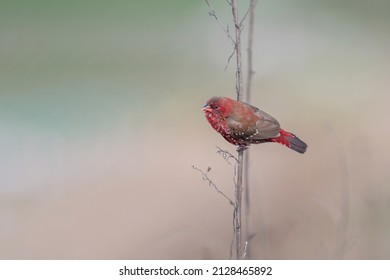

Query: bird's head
[[202, 96, 234, 119]]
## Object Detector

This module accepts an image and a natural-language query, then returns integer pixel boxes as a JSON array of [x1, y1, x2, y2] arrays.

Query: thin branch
[[192, 165, 234, 206], [240, 0, 258, 27], [234, 146, 244, 259], [205, 0, 237, 71], [245, 0, 257, 103], [225, 48, 236, 71], [231, 0, 244, 101], [216, 146, 238, 164], [205, 0, 236, 45], [229, 231, 234, 260]]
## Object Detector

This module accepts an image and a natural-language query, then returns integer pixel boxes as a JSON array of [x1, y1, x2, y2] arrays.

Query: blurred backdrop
[[0, 0, 389, 259]]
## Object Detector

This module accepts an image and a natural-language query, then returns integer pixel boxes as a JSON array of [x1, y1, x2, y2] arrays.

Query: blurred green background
[[1, 0, 389, 259]]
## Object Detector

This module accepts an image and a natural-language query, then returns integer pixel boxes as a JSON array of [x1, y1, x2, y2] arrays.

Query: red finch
[[202, 96, 307, 154]]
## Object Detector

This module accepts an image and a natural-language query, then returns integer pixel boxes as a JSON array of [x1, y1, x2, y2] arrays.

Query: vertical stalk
[[231, 0, 244, 259], [231, 0, 243, 102], [234, 149, 244, 259], [244, 0, 257, 260]]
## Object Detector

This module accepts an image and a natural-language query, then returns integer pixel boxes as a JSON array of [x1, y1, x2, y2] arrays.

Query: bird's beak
[[202, 104, 211, 112]]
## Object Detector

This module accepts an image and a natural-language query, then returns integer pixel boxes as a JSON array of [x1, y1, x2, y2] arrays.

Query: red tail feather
[[270, 129, 307, 154]]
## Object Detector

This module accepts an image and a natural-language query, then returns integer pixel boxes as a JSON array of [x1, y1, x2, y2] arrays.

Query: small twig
[[216, 146, 238, 164], [245, 0, 257, 103], [225, 48, 236, 71], [205, 0, 237, 71], [192, 165, 234, 206], [231, 0, 243, 101], [240, 0, 258, 27], [205, 0, 236, 45]]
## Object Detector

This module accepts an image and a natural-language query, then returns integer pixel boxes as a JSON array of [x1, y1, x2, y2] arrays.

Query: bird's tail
[[270, 129, 308, 154]]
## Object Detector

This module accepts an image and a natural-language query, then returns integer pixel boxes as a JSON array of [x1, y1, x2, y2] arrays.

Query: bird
[[202, 96, 307, 154]]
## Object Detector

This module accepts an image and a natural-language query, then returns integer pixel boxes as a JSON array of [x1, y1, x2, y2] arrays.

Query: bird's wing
[[251, 108, 281, 139], [228, 105, 280, 140]]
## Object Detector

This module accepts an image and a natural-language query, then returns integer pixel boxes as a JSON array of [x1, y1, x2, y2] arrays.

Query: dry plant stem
[[246, 0, 257, 103], [230, 0, 245, 260], [243, 149, 251, 257], [192, 165, 234, 206], [234, 147, 244, 259], [243, 0, 257, 260], [204, 0, 235, 70], [216, 146, 238, 164], [231, 0, 244, 102], [205, 0, 235, 45]]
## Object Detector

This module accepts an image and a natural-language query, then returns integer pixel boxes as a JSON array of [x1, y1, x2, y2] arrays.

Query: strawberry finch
[[202, 96, 307, 154]]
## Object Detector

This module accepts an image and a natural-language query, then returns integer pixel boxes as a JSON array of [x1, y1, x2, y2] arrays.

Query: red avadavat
[[202, 96, 307, 154]]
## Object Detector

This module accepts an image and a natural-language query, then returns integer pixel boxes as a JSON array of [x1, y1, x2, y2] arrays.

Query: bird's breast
[[205, 113, 229, 134]]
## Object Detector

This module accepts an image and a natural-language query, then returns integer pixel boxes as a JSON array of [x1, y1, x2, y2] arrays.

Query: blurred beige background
[[0, 0, 389, 259]]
